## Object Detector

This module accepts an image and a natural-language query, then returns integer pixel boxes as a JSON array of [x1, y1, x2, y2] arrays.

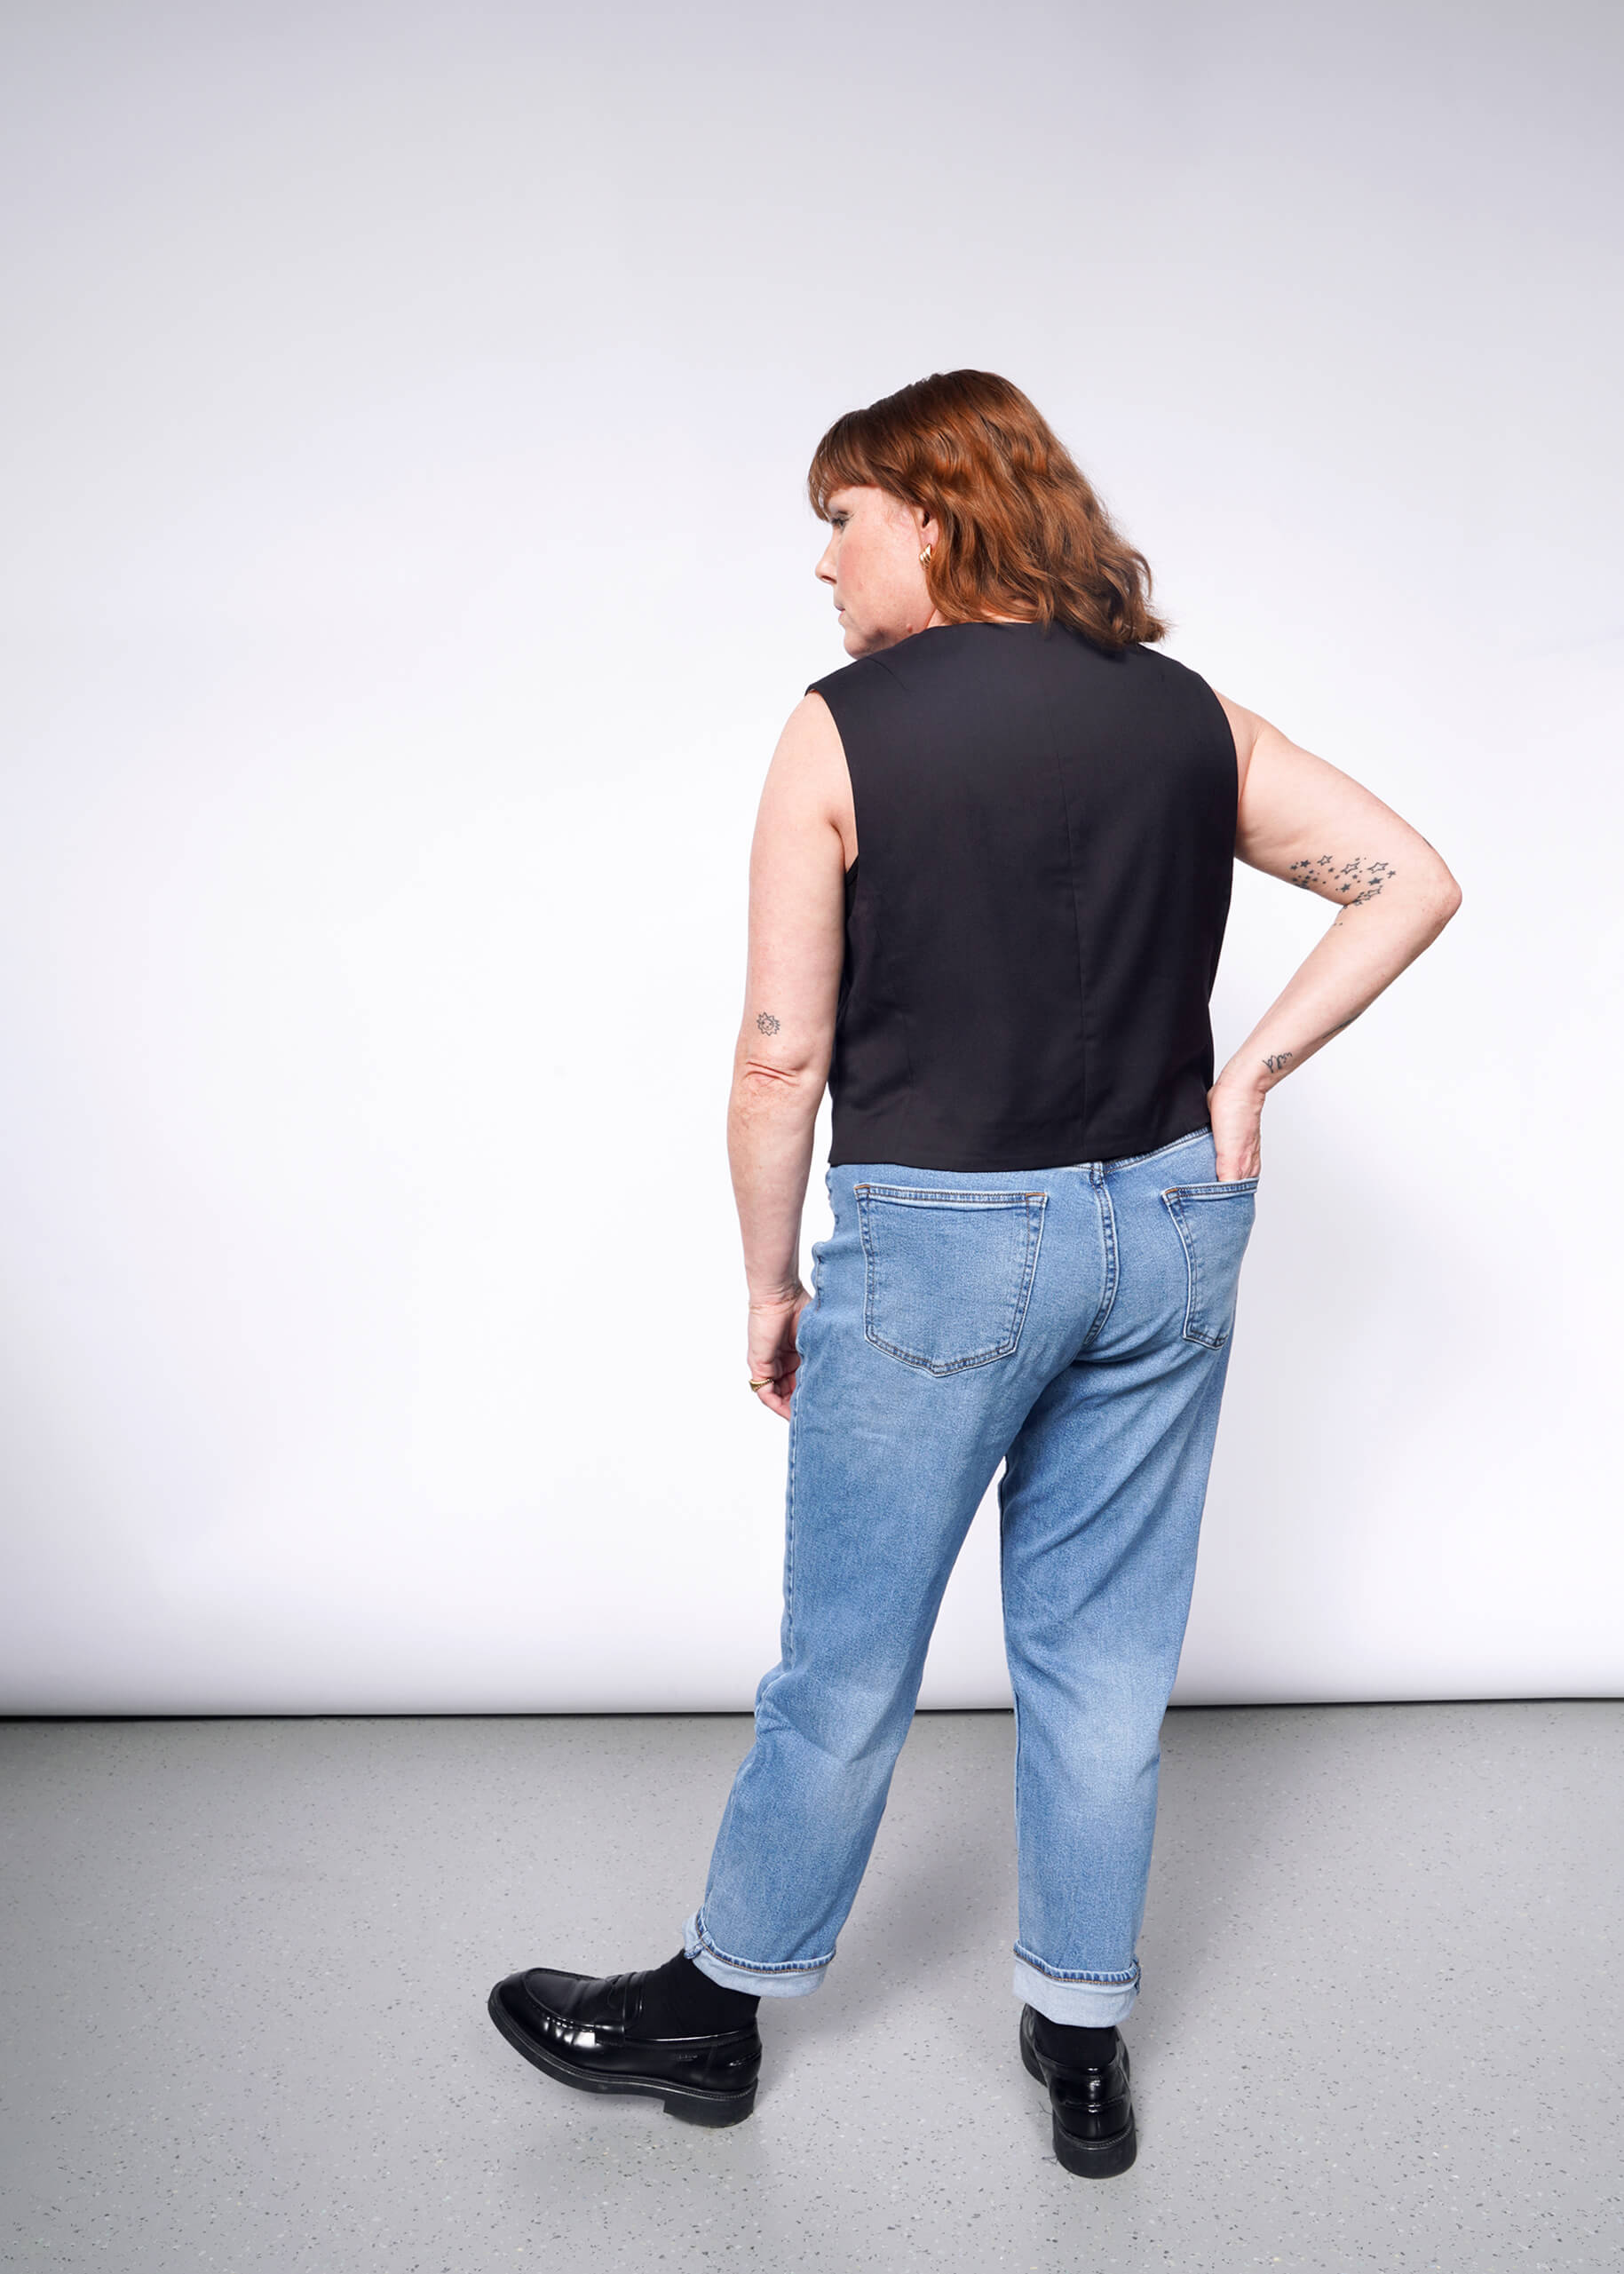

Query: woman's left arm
[[729, 694, 851, 1418], [1208, 696, 1464, 1181]]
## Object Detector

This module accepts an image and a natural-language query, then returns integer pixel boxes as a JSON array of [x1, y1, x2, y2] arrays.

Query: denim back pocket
[[1160, 1179, 1259, 1349], [854, 1185, 1047, 1375]]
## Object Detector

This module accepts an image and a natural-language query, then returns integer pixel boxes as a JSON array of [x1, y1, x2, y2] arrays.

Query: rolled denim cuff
[[683, 1910, 829, 2000], [1012, 1950, 1139, 2027]]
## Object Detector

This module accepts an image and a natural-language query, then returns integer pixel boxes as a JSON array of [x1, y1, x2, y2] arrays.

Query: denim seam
[[1079, 1173, 1120, 1349], [1013, 1942, 1140, 1986], [856, 1190, 1047, 1375], [782, 1343, 803, 1662], [998, 1465, 1025, 1867], [693, 1912, 834, 1977], [1010, 1685, 1025, 1874], [853, 1186, 1044, 1207]]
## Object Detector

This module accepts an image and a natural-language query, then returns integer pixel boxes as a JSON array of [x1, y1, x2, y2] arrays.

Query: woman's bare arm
[[1209, 697, 1462, 1179], [728, 693, 851, 1415]]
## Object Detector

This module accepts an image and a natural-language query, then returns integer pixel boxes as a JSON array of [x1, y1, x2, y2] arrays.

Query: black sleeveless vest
[[809, 622, 1237, 1172]]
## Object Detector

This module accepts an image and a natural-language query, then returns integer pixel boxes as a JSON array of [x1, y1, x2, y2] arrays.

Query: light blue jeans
[[684, 1127, 1257, 2028]]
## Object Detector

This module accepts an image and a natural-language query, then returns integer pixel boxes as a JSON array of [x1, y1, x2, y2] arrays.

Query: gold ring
[[748, 1377, 771, 1391]]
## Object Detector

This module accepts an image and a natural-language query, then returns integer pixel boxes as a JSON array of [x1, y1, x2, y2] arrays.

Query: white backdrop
[[2, 0, 1619, 1714]]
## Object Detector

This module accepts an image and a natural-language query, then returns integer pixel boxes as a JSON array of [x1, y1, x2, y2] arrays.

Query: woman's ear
[[912, 503, 940, 552]]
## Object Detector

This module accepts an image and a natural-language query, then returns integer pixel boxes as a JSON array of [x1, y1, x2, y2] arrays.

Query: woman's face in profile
[[816, 485, 939, 657]]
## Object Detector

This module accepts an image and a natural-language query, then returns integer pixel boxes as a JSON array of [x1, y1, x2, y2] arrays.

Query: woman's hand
[[1208, 1078, 1264, 1183], [747, 1287, 812, 1420]]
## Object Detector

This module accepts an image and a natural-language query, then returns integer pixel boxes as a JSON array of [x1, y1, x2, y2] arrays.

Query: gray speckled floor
[[0, 1704, 1619, 2272]]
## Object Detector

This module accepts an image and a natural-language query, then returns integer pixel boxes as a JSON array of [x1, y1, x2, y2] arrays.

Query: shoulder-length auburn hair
[[807, 369, 1165, 653]]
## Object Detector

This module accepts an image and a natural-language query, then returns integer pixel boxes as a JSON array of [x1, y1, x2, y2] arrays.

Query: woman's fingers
[[745, 1287, 812, 1419]]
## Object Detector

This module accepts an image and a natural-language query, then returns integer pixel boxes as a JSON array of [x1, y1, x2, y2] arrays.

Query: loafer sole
[[487, 1984, 757, 2127], [1021, 2021, 1137, 2176]]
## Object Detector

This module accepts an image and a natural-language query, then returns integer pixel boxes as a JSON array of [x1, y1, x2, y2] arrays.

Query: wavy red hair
[[807, 370, 1165, 653]]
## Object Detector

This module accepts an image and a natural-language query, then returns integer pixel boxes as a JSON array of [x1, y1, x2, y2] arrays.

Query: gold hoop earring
[[919, 544, 932, 567]]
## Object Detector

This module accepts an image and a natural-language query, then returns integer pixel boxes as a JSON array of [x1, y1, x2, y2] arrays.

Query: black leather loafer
[[1020, 2006, 1137, 2176], [487, 1965, 761, 2127]]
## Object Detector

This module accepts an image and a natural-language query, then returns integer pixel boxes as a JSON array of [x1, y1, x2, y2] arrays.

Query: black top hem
[[828, 1116, 1215, 1176]]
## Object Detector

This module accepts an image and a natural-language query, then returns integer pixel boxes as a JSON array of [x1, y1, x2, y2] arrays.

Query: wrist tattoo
[[756, 1011, 780, 1034], [1262, 1050, 1295, 1074]]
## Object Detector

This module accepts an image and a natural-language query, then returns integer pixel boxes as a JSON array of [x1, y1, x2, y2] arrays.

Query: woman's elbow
[[1417, 861, 1463, 938], [730, 1058, 827, 1116], [1433, 864, 1464, 924]]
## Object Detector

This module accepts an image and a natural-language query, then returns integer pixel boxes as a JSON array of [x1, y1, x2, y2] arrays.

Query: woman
[[488, 371, 1461, 2176]]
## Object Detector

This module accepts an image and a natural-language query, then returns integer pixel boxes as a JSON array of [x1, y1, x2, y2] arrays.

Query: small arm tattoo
[[1287, 853, 1398, 908], [756, 1011, 780, 1034], [1261, 1012, 1362, 1078]]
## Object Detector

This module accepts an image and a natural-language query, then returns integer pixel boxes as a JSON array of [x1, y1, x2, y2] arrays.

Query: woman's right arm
[[1207, 698, 1463, 1182]]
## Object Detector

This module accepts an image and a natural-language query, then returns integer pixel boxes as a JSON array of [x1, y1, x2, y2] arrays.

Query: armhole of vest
[[1184, 667, 1240, 825]]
